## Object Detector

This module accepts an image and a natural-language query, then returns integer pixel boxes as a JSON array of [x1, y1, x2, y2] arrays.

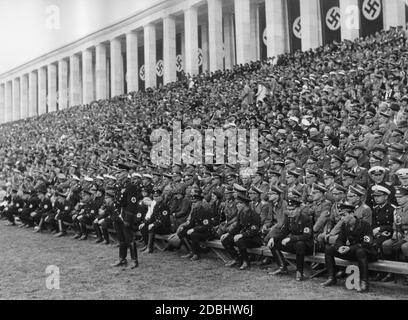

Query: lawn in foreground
[[0, 222, 407, 300]]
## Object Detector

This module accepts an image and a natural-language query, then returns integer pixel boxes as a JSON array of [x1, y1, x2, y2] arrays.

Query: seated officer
[[32, 185, 53, 233], [216, 185, 238, 239], [268, 196, 313, 281], [370, 185, 395, 282], [322, 215, 378, 292], [316, 200, 355, 248], [221, 193, 262, 270], [55, 191, 74, 238], [3, 188, 20, 226], [382, 186, 408, 285], [177, 188, 217, 261], [77, 189, 101, 240], [93, 189, 116, 244], [139, 188, 171, 253], [19, 189, 40, 228]]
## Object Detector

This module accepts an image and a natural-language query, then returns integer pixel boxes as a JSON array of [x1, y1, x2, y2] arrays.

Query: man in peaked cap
[[221, 192, 262, 270], [310, 183, 332, 243], [370, 185, 396, 282], [344, 152, 369, 188], [268, 195, 313, 281], [322, 214, 377, 292], [347, 185, 372, 225], [382, 186, 408, 285], [249, 185, 272, 237], [366, 166, 396, 209]]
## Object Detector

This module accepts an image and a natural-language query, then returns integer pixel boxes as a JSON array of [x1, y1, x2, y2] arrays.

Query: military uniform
[[221, 197, 262, 268], [371, 201, 395, 255], [178, 198, 217, 259], [270, 210, 313, 276], [19, 193, 40, 227], [216, 198, 238, 237], [140, 198, 171, 252], [324, 218, 377, 285]]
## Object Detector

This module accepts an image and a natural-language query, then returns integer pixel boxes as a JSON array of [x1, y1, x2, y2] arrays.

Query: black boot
[[94, 223, 103, 243], [102, 227, 110, 244], [129, 242, 139, 269], [268, 249, 288, 275], [111, 244, 128, 267], [147, 232, 155, 253]]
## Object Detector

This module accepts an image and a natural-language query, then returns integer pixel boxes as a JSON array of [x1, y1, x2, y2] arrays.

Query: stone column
[[0, 84, 5, 124], [12, 78, 21, 121], [234, 0, 251, 64], [29, 71, 38, 117], [20, 75, 29, 119], [58, 59, 68, 110], [224, 14, 234, 69], [300, 0, 322, 51], [144, 23, 157, 89], [47, 63, 57, 112], [38, 67, 47, 115], [110, 37, 124, 97], [82, 48, 94, 104], [265, 0, 287, 59], [208, 0, 224, 72], [69, 54, 81, 106], [383, 0, 405, 30], [250, 2, 259, 61], [95, 44, 107, 100], [126, 32, 139, 92], [184, 6, 199, 75], [201, 23, 209, 72], [5, 81, 12, 123], [163, 16, 177, 84], [340, 0, 360, 41]]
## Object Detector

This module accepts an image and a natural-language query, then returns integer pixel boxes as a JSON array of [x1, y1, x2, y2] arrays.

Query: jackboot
[[129, 242, 139, 269]]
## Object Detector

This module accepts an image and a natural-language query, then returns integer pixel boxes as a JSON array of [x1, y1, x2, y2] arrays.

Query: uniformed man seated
[[3, 188, 20, 226], [221, 193, 262, 270], [382, 186, 408, 285], [370, 185, 395, 282], [322, 215, 378, 292], [139, 188, 171, 253], [268, 196, 313, 281], [177, 188, 217, 261]]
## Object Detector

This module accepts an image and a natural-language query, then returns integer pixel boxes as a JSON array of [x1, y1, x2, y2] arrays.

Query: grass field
[[1, 220, 408, 300]]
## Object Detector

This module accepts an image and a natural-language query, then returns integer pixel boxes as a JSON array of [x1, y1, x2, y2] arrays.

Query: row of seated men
[[1, 167, 408, 293]]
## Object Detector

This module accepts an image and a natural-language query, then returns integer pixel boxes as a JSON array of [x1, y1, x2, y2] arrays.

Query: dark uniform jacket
[[184, 202, 215, 234], [120, 183, 142, 214], [135, 200, 148, 226], [37, 197, 53, 216], [372, 201, 395, 235], [335, 219, 376, 254], [278, 212, 313, 243], [148, 201, 171, 233], [229, 205, 261, 241]]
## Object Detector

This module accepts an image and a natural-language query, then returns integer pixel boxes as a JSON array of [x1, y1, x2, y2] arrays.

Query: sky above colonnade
[[0, 0, 161, 74]]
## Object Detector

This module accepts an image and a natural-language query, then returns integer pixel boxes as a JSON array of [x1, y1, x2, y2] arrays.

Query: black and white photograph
[[0, 0, 408, 305]]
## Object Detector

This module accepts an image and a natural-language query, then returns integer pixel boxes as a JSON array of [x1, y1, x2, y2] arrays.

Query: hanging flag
[[176, 33, 183, 81], [156, 38, 163, 88], [287, 0, 301, 52], [320, 0, 341, 45], [259, 2, 267, 60], [138, 46, 145, 91], [359, 0, 383, 37]]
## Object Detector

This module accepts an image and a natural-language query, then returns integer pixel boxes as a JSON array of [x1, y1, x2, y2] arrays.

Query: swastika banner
[[138, 45, 145, 91], [320, 0, 341, 45], [359, 0, 383, 38], [176, 33, 183, 81], [258, 2, 267, 60], [156, 38, 163, 87], [287, 0, 301, 53]]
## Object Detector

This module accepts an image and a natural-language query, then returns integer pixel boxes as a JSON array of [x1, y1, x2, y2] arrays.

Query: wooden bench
[[61, 225, 408, 278], [153, 235, 408, 277]]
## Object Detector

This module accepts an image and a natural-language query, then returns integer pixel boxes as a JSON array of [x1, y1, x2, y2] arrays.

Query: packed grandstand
[[1, 26, 408, 293]]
